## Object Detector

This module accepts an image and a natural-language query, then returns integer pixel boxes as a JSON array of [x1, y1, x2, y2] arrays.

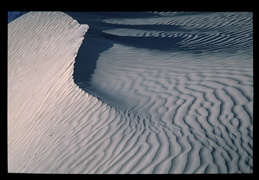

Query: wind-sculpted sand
[[8, 12, 253, 173]]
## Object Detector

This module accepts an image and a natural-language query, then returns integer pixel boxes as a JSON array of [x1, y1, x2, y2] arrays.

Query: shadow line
[[66, 12, 114, 93], [73, 31, 113, 91]]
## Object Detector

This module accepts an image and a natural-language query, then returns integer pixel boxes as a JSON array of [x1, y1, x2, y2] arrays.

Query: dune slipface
[[8, 12, 253, 173]]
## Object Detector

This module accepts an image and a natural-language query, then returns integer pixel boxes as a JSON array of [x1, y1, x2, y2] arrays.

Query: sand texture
[[8, 12, 253, 173]]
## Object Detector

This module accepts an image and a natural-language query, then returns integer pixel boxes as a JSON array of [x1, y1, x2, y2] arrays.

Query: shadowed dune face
[[72, 34, 113, 90], [69, 12, 253, 173], [8, 12, 253, 174], [69, 12, 252, 111]]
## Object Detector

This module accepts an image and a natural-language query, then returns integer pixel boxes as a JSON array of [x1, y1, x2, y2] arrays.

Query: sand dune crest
[[8, 12, 253, 173]]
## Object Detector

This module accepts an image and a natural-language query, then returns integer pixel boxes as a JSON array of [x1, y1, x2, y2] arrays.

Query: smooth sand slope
[[8, 12, 253, 173]]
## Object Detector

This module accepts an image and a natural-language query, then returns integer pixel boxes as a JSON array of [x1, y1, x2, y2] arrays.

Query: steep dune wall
[[8, 12, 253, 174]]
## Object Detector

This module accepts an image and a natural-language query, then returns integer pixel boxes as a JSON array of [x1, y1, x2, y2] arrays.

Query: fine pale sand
[[8, 12, 253, 173]]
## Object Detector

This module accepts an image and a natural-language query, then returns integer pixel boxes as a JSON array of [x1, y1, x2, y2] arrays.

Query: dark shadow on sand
[[73, 32, 113, 91], [66, 12, 114, 92], [66, 11, 245, 94]]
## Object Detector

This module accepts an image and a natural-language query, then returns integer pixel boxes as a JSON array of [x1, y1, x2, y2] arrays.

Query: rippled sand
[[8, 12, 253, 173]]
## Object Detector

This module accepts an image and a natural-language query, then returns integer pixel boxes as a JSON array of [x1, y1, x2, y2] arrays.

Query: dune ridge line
[[8, 11, 253, 174]]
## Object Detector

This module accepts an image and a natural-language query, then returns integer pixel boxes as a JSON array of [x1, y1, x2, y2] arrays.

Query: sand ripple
[[8, 12, 252, 173]]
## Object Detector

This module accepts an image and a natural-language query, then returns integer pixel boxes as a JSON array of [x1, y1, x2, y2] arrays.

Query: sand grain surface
[[8, 12, 253, 173]]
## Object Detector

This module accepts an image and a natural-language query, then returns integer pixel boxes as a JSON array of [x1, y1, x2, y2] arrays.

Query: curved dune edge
[[8, 11, 91, 172], [8, 12, 253, 174]]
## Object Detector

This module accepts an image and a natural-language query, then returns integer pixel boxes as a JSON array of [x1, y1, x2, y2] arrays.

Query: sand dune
[[8, 12, 252, 173]]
